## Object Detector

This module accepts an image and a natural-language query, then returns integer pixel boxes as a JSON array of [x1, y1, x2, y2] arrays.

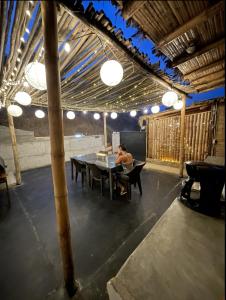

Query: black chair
[[72, 159, 86, 187], [86, 163, 108, 195], [119, 162, 146, 200], [0, 157, 10, 207]]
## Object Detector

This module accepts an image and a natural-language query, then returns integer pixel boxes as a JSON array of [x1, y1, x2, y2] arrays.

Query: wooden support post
[[103, 113, 107, 149], [7, 113, 21, 185], [40, 1, 76, 296], [179, 95, 186, 177]]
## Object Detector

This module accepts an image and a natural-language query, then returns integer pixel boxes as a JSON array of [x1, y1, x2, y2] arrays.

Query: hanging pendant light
[[111, 112, 117, 119], [14, 91, 31, 106], [151, 105, 160, 114], [130, 110, 137, 117], [173, 100, 183, 110], [66, 111, 75, 120], [24, 62, 47, 90], [100, 60, 123, 86], [7, 104, 23, 117], [35, 109, 45, 118], [162, 91, 178, 107], [94, 113, 100, 120]]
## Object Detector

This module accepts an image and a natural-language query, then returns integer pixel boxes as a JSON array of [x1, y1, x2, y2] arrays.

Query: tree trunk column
[[179, 95, 186, 177], [41, 1, 76, 295], [7, 113, 21, 185]]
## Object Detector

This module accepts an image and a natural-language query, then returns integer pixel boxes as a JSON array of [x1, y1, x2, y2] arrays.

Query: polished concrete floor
[[0, 163, 181, 300]]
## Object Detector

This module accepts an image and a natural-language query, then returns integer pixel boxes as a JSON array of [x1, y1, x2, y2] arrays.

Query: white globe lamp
[[111, 112, 117, 119], [100, 60, 123, 86], [94, 113, 100, 120], [66, 111, 75, 120], [162, 91, 178, 107], [130, 110, 137, 117], [173, 100, 183, 110], [14, 91, 31, 106], [7, 105, 23, 117], [24, 62, 47, 90], [143, 108, 148, 114], [35, 110, 45, 118], [151, 105, 160, 114]]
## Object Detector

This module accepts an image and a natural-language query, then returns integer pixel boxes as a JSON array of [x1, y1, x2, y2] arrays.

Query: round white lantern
[[173, 100, 183, 110], [151, 105, 160, 114], [143, 108, 148, 114], [100, 60, 123, 86], [24, 62, 47, 90], [111, 112, 117, 119], [66, 111, 75, 120], [7, 104, 23, 117], [94, 113, 100, 120], [14, 91, 31, 106], [162, 91, 178, 107], [35, 109, 45, 118], [130, 110, 137, 117], [64, 42, 70, 53]]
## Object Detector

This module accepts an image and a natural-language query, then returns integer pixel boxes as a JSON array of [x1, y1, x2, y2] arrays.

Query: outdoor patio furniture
[[119, 162, 146, 200], [71, 154, 123, 200], [86, 163, 109, 195], [180, 161, 225, 217], [71, 159, 86, 187], [0, 157, 10, 207]]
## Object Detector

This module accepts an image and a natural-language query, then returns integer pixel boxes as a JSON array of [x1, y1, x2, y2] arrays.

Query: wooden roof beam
[[157, 1, 224, 49], [170, 37, 225, 68], [191, 69, 225, 85], [183, 58, 225, 80], [196, 78, 225, 92], [122, 1, 146, 20]]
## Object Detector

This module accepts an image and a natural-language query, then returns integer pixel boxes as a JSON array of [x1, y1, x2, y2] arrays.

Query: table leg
[[109, 170, 113, 200], [71, 159, 74, 180]]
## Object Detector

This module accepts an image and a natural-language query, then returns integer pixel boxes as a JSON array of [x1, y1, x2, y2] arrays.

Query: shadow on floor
[[0, 163, 181, 300]]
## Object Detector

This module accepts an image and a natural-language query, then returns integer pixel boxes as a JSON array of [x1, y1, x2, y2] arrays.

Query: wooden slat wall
[[148, 110, 212, 162], [215, 103, 225, 157]]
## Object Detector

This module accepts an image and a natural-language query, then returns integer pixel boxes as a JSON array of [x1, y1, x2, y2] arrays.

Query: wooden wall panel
[[215, 103, 225, 157], [147, 110, 212, 162]]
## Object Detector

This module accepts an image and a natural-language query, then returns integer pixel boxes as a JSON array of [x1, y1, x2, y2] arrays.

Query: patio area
[[0, 164, 181, 300]]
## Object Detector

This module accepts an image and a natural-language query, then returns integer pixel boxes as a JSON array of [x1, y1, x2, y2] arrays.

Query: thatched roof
[[112, 0, 225, 93], [0, 1, 197, 113]]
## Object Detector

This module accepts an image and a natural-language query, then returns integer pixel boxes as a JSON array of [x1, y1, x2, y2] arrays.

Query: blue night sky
[[5, 0, 225, 114]]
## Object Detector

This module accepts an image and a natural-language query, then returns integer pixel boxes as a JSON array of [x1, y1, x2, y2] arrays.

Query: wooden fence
[[148, 110, 211, 162]]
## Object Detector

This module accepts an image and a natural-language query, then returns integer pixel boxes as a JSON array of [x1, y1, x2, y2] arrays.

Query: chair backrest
[[127, 162, 146, 183], [86, 163, 102, 179], [73, 159, 86, 172]]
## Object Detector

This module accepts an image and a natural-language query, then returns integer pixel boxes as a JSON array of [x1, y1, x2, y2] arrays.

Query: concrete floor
[[0, 163, 181, 300]]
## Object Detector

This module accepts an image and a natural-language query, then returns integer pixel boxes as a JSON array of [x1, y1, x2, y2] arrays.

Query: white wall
[[0, 126, 104, 174]]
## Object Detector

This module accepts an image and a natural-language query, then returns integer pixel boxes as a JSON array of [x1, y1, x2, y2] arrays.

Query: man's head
[[118, 144, 127, 153]]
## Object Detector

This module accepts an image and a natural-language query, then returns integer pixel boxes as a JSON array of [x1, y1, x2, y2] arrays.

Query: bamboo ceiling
[[113, 0, 225, 93], [0, 1, 202, 113]]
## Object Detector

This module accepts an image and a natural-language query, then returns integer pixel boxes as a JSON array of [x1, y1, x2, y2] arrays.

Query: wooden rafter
[[156, 1, 224, 49], [183, 58, 225, 80], [191, 70, 225, 85], [170, 37, 225, 68], [122, 1, 146, 20], [196, 78, 225, 92]]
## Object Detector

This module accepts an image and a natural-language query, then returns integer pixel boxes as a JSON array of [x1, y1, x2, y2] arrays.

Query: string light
[[111, 112, 117, 119], [25, 28, 30, 34], [83, 110, 87, 114], [17, 58, 21, 62], [143, 108, 148, 114], [20, 37, 25, 43], [130, 110, 137, 117], [94, 113, 100, 120], [64, 43, 71, 53], [26, 10, 31, 17]]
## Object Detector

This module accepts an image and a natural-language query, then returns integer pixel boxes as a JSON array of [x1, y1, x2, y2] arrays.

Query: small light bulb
[[26, 10, 31, 17], [64, 43, 70, 53], [20, 37, 25, 43], [25, 28, 30, 34]]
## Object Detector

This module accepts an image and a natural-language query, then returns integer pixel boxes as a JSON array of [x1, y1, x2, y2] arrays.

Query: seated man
[[115, 144, 134, 195]]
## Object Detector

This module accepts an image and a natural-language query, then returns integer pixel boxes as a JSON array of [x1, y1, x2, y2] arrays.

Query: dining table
[[70, 153, 123, 200]]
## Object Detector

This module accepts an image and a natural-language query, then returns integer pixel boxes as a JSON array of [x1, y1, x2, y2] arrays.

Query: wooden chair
[[86, 163, 108, 196], [72, 159, 86, 187]]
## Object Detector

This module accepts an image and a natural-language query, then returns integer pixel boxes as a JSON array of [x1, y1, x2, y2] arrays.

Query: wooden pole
[[103, 113, 107, 149], [7, 113, 21, 185], [40, 1, 76, 296], [179, 95, 186, 177]]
